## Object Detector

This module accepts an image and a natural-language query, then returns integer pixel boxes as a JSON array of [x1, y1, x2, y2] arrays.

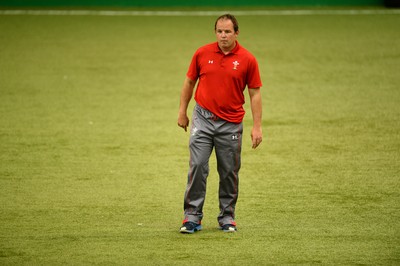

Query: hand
[[177, 113, 189, 132], [251, 127, 263, 149]]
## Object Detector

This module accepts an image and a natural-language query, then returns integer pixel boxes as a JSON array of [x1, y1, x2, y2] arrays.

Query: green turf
[[1, 10, 399, 265]]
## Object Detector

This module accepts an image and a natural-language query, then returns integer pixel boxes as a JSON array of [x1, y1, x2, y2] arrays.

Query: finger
[[252, 139, 262, 149], [252, 141, 257, 149], [177, 122, 188, 132]]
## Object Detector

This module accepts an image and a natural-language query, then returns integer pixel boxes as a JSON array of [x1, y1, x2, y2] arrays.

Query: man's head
[[214, 14, 239, 53], [214, 14, 239, 32]]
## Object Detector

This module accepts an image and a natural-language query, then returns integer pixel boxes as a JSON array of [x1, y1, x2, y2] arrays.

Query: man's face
[[215, 19, 238, 52]]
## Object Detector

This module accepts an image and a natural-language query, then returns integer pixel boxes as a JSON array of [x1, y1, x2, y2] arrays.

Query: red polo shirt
[[187, 41, 262, 123]]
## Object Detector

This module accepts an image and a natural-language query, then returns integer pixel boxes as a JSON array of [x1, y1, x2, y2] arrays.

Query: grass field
[[1, 8, 399, 265]]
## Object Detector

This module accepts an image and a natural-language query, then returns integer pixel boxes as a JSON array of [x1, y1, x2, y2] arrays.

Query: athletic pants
[[183, 104, 243, 226]]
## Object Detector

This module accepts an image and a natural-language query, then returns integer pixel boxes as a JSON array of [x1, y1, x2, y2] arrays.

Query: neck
[[219, 41, 236, 55]]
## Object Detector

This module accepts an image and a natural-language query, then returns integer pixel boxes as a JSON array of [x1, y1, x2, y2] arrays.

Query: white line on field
[[0, 9, 400, 16]]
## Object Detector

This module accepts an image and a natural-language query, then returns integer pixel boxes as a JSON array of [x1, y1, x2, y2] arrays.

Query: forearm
[[249, 88, 262, 128], [179, 77, 196, 114], [177, 77, 196, 131], [249, 88, 263, 148]]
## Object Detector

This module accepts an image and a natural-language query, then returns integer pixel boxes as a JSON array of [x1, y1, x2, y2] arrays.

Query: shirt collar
[[215, 41, 240, 55]]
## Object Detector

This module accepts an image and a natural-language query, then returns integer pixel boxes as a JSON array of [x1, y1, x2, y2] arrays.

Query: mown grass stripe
[[1, 9, 400, 16]]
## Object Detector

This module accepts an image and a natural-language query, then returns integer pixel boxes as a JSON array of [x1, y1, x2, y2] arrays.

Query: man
[[177, 14, 263, 233]]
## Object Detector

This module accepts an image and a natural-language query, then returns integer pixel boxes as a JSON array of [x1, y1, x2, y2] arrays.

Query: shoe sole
[[220, 226, 237, 233], [180, 225, 202, 234]]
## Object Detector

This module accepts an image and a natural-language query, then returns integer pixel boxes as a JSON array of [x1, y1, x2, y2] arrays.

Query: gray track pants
[[183, 104, 243, 226]]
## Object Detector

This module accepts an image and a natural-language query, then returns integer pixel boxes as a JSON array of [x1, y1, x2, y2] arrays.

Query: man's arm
[[248, 88, 263, 149], [177, 77, 197, 132]]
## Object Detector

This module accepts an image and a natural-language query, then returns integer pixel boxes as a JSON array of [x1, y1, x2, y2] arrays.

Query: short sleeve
[[247, 56, 262, 89], [186, 50, 200, 81]]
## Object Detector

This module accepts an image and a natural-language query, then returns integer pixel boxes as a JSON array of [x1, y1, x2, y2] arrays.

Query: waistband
[[195, 103, 220, 121]]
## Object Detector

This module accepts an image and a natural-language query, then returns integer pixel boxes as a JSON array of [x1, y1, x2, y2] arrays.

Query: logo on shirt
[[232, 61, 240, 70], [208, 60, 214, 64]]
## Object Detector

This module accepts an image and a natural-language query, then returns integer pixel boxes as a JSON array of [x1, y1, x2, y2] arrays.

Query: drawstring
[[196, 104, 219, 121], [210, 114, 219, 121]]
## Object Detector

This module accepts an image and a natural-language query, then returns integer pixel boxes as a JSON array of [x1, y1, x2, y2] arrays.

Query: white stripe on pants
[[183, 104, 243, 226]]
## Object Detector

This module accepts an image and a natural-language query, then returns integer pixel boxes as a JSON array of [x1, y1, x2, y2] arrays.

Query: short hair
[[214, 14, 239, 33]]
